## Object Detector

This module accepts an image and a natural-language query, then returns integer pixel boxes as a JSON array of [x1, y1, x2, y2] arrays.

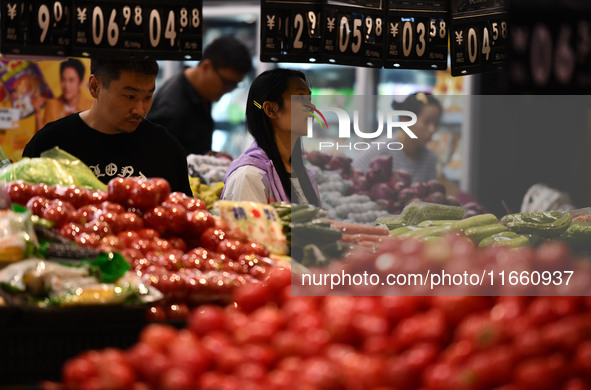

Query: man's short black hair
[[90, 58, 159, 87], [60, 58, 86, 81], [202, 36, 253, 74]]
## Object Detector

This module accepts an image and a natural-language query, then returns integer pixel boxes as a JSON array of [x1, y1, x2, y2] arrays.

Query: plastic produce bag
[[0, 208, 38, 264], [0, 147, 106, 190]]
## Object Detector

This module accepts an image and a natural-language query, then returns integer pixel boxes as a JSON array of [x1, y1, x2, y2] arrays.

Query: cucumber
[[399, 202, 465, 225], [389, 226, 422, 236], [464, 224, 507, 243], [290, 206, 322, 224], [451, 213, 499, 231], [291, 224, 342, 247], [400, 225, 454, 238], [418, 220, 457, 227], [375, 215, 405, 230]]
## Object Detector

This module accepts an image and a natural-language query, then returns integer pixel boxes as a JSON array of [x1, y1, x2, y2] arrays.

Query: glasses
[[213, 68, 244, 90]]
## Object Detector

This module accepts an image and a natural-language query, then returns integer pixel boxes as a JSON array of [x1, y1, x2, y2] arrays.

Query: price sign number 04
[[38, 2, 66, 43], [464, 21, 507, 63], [338, 15, 382, 54], [88, 6, 200, 48]]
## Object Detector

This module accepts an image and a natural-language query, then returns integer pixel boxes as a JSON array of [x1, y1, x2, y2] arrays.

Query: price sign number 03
[[88, 6, 200, 48], [37, 1, 66, 43], [399, 19, 446, 58], [338, 15, 382, 54]]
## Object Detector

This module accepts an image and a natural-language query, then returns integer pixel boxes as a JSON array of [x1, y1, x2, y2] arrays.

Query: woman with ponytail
[[221, 68, 320, 206]]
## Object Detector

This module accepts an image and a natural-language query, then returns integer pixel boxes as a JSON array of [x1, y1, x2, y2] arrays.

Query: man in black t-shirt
[[23, 58, 192, 195]]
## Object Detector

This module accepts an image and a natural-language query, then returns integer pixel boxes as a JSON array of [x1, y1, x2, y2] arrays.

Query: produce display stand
[[0, 302, 151, 385]]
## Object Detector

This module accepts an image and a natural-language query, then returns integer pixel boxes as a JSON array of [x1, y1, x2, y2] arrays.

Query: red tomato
[[114, 212, 144, 232], [393, 309, 447, 350], [143, 206, 170, 235], [239, 241, 270, 257], [146, 305, 167, 322], [98, 201, 125, 214], [138, 323, 179, 352], [8, 181, 35, 205], [87, 190, 107, 204], [186, 210, 216, 237], [183, 197, 207, 211], [98, 235, 124, 252], [166, 303, 190, 321], [59, 222, 85, 240], [137, 228, 160, 239], [26, 196, 51, 216], [217, 239, 243, 261], [188, 305, 226, 336], [42, 203, 75, 228], [130, 180, 160, 210], [117, 230, 140, 246], [74, 232, 101, 247], [84, 220, 113, 238], [32, 183, 51, 198], [107, 177, 137, 205], [575, 341, 591, 374], [166, 204, 187, 235], [232, 282, 272, 312], [264, 266, 292, 293], [151, 178, 171, 204], [62, 356, 97, 389], [167, 237, 187, 252], [76, 204, 100, 224], [199, 227, 226, 251], [164, 191, 190, 206], [62, 186, 90, 209]]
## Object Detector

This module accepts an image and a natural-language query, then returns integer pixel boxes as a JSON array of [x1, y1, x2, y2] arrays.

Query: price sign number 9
[[38, 1, 65, 43]]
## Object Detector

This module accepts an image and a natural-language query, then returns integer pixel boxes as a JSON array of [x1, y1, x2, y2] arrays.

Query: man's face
[[61, 67, 83, 102], [203, 62, 246, 102], [92, 70, 155, 134]]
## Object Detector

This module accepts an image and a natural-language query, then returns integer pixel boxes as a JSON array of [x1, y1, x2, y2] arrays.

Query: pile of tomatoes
[[8, 179, 274, 319], [53, 265, 591, 390]]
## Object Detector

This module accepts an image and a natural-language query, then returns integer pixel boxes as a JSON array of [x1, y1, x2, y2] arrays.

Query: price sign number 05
[[338, 15, 382, 54], [37, 1, 66, 43]]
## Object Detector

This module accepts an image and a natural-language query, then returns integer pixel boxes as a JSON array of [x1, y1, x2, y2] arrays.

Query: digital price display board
[[450, 0, 508, 76], [1, 0, 72, 57], [507, 0, 591, 92], [384, 0, 448, 70], [72, 0, 202, 60], [261, 0, 323, 63], [321, 0, 386, 67]]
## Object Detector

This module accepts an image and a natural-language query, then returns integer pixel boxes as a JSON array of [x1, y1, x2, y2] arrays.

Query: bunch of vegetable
[[186, 154, 231, 186], [272, 202, 347, 267], [306, 151, 485, 219]]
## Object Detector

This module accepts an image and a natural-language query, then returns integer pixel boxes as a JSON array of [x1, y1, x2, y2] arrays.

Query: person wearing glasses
[[147, 36, 253, 156]]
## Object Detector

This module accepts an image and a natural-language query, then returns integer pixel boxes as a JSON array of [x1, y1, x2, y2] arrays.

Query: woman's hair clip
[[415, 93, 428, 104], [253, 100, 262, 109]]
